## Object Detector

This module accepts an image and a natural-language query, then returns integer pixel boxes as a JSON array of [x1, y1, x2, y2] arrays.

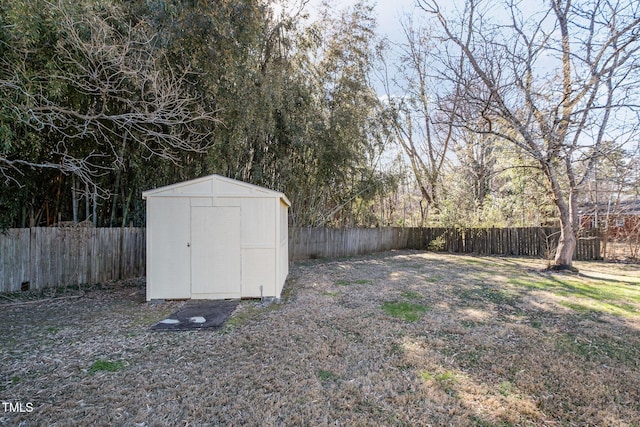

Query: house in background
[[578, 199, 640, 238], [142, 175, 290, 301]]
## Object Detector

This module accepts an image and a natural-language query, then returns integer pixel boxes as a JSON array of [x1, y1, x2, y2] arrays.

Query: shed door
[[190, 206, 241, 298]]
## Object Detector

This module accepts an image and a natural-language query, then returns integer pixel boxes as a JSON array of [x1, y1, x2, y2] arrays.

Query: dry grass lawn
[[1, 250, 640, 426]]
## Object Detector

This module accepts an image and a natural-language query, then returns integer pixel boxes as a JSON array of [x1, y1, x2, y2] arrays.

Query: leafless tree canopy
[[417, 0, 640, 266], [0, 2, 215, 189]]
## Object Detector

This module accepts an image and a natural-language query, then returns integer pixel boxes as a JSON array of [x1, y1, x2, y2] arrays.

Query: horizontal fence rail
[[2, 226, 601, 294], [0, 227, 145, 293]]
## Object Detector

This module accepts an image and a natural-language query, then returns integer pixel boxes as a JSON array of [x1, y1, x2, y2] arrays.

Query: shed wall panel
[[277, 200, 289, 296], [217, 179, 253, 196], [242, 248, 276, 298], [190, 198, 213, 207], [174, 180, 213, 195], [241, 198, 275, 247]]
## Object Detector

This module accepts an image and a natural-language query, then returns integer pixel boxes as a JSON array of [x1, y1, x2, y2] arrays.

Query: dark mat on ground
[[151, 299, 239, 331]]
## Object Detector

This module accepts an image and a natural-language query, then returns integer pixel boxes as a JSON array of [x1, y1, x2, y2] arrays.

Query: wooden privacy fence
[[290, 227, 601, 261], [289, 227, 409, 260], [0, 227, 145, 293], [1, 226, 601, 293], [405, 227, 601, 260]]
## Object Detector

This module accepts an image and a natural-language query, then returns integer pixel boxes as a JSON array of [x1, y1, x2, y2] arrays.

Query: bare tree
[[0, 2, 215, 192], [420, 0, 640, 267], [380, 18, 460, 224]]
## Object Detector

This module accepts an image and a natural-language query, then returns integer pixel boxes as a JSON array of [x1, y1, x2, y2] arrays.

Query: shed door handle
[[187, 243, 190, 247]]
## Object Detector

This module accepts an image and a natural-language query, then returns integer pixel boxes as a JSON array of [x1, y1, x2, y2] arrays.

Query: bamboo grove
[[1, 0, 394, 228]]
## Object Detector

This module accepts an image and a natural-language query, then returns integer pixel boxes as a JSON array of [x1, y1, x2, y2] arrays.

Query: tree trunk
[[121, 188, 133, 228], [92, 185, 98, 227], [110, 170, 121, 227], [72, 176, 79, 223], [544, 163, 577, 268], [85, 181, 90, 221], [554, 207, 576, 268], [110, 134, 128, 227]]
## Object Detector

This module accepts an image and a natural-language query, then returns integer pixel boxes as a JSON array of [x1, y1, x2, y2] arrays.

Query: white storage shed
[[142, 175, 290, 301]]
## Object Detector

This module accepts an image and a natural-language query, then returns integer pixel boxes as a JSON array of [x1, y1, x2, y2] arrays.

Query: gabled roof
[[578, 199, 640, 215], [142, 174, 291, 206]]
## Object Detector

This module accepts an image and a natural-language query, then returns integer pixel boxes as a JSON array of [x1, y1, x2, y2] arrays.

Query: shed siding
[[217, 179, 253, 196], [242, 249, 276, 298], [241, 198, 275, 247], [175, 179, 212, 195], [190, 197, 213, 207], [278, 200, 289, 297]]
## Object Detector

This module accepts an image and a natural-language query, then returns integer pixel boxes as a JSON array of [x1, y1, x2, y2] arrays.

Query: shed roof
[[142, 174, 291, 206]]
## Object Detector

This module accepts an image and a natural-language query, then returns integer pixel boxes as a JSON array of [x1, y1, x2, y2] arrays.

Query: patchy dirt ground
[[1, 250, 640, 426]]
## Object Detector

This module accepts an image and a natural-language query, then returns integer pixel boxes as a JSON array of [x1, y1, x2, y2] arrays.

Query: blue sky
[[304, 0, 420, 42], [368, 0, 420, 41]]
